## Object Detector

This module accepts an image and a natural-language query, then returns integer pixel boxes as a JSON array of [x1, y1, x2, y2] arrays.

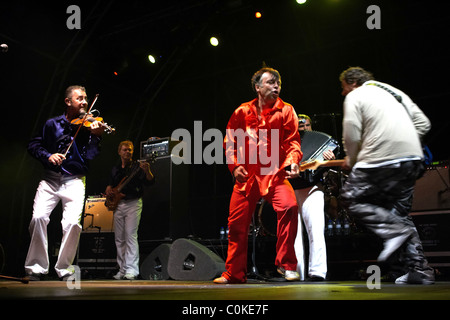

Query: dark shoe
[[60, 274, 74, 281], [26, 273, 41, 281], [306, 275, 325, 282]]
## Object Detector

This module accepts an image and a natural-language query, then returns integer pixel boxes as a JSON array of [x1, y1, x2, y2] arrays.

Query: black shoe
[[60, 274, 75, 281], [306, 276, 325, 282], [26, 273, 41, 281]]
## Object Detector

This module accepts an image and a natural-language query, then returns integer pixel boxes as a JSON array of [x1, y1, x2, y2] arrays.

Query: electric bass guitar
[[104, 155, 156, 211], [299, 159, 345, 172]]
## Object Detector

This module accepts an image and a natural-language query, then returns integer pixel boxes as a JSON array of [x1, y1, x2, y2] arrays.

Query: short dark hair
[[339, 67, 374, 85], [251, 67, 281, 93], [65, 85, 86, 99]]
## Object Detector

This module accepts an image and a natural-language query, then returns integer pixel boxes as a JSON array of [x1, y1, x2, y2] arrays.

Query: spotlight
[[148, 55, 156, 64], [210, 36, 219, 47]]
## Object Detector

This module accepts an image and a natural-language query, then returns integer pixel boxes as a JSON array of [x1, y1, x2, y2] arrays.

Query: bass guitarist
[[105, 140, 154, 280]]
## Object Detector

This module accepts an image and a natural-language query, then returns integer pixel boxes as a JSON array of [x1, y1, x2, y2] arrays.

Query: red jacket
[[224, 98, 302, 196]]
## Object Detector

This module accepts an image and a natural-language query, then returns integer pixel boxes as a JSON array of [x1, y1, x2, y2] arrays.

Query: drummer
[[290, 114, 337, 281]]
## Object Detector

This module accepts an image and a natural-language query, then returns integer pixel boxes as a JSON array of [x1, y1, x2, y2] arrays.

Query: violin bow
[[63, 94, 99, 158]]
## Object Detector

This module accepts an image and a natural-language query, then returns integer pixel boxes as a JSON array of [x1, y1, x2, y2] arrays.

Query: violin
[[71, 112, 115, 134], [63, 93, 115, 158]]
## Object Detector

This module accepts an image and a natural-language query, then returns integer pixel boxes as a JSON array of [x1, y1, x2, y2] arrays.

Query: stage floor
[[1, 279, 450, 301]]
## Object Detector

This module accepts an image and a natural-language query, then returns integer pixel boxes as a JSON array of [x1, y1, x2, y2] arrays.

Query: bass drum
[[256, 199, 277, 237]]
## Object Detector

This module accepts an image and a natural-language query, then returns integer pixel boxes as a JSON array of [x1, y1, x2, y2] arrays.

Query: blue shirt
[[27, 114, 101, 176]]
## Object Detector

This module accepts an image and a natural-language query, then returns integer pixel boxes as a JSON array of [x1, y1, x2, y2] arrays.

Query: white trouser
[[25, 171, 85, 278], [114, 198, 142, 277], [294, 185, 327, 280]]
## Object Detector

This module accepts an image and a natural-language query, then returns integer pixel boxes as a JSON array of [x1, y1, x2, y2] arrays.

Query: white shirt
[[342, 80, 431, 168]]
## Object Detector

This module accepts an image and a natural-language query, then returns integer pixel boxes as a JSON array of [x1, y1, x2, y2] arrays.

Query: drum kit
[[252, 128, 359, 239], [253, 168, 355, 238]]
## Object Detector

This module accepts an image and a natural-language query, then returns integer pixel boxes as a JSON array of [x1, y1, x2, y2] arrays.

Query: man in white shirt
[[339, 67, 434, 284]]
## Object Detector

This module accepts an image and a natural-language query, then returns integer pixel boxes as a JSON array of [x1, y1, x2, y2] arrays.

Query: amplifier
[[411, 210, 450, 269], [412, 162, 450, 211], [140, 137, 181, 160], [83, 197, 114, 232]]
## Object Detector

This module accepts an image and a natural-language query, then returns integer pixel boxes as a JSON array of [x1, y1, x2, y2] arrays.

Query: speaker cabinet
[[139, 155, 190, 240], [83, 197, 114, 232], [411, 210, 450, 252], [412, 164, 450, 211], [77, 232, 117, 273], [167, 238, 225, 281], [140, 243, 172, 280]]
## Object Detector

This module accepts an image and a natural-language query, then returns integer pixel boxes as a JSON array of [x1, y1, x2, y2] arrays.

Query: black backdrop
[[1, 0, 449, 276]]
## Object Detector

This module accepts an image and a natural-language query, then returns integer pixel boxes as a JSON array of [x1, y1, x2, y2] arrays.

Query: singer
[[214, 67, 302, 284], [25, 85, 103, 280]]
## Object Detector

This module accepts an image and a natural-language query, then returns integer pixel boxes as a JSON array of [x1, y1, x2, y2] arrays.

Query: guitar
[[299, 159, 345, 172], [104, 155, 156, 211]]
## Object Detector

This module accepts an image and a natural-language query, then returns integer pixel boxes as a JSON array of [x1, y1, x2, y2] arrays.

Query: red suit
[[222, 97, 302, 283]]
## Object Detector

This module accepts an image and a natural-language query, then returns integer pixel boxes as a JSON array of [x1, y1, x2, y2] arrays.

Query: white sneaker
[[113, 272, 124, 280], [277, 267, 300, 281], [124, 273, 137, 280], [395, 270, 435, 285]]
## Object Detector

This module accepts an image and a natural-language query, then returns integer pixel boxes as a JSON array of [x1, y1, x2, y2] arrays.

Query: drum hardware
[[247, 203, 269, 281]]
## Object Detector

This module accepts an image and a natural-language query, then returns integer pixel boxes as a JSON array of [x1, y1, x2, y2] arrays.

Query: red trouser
[[222, 179, 298, 283]]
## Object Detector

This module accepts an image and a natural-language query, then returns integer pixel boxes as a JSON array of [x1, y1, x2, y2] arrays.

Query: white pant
[[25, 171, 85, 278], [294, 185, 327, 280], [114, 198, 142, 277]]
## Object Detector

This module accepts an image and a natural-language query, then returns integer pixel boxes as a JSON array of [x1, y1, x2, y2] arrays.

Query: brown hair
[[251, 67, 281, 93], [339, 67, 374, 85]]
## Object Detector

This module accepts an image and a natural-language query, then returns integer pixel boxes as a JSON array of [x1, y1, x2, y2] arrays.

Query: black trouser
[[341, 160, 432, 273]]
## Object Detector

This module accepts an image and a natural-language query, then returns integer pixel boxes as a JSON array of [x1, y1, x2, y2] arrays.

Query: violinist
[[25, 85, 103, 281]]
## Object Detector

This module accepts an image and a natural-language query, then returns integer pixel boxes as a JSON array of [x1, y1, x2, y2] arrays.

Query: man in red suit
[[214, 67, 302, 284]]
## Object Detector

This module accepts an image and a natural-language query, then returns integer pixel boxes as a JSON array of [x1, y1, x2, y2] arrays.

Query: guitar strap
[[366, 82, 412, 119], [366, 82, 432, 167]]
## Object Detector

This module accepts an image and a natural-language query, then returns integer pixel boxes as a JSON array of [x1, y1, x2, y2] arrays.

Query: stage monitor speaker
[[412, 164, 450, 211], [83, 197, 114, 232], [139, 154, 190, 240], [140, 243, 172, 280], [167, 238, 225, 281]]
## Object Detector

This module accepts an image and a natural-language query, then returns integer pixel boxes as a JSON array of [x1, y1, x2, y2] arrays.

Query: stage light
[[148, 54, 156, 64], [210, 36, 219, 47], [255, 11, 262, 19], [296, 0, 307, 4]]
